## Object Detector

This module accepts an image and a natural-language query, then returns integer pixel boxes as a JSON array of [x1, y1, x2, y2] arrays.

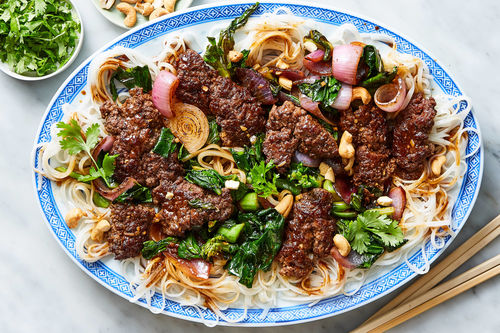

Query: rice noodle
[[32, 16, 477, 325]]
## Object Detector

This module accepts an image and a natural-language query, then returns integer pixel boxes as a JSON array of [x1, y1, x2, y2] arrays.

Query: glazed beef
[[107, 204, 155, 260], [100, 88, 183, 187], [263, 101, 339, 173], [152, 179, 235, 237], [277, 188, 335, 279], [175, 50, 266, 147], [340, 104, 395, 189], [392, 93, 437, 179]]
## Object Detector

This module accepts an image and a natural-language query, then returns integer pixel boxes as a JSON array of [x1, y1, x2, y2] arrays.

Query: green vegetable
[[141, 237, 178, 260], [185, 169, 226, 195], [217, 222, 245, 243], [303, 30, 333, 61], [115, 184, 152, 204], [239, 192, 260, 211], [287, 162, 323, 190], [361, 45, 384, 79], [177, 234, 203, 260], [280, 92, 301, 106], [248, 160, 279, 198], [203, 3, 259, 77], [226, 209, 285, 288], [199, 235, 239, 261], [332, 211, 357, 219], [332, 201, 350, 212], [317, 118, 339, 140], [337, 210, 405, 255], [230, 181, 249, 201], [350, 192, 364, 212], [54, 166, 87, 182], [231, 134, 265, 172], [368, 207, 395, 216], [93, 192, 111, 208], [323, 179, 336, 194], [298, 76, 342, 108], [109, 65, 152, 101], [275, 178, 301, 196], [152, 128, 178, 158], [188, 199, 216, 210], [361, 66, 398, 94], [206, 118, 221, 145], [56, 120, 117, 187], [0, 0, 81, 76]]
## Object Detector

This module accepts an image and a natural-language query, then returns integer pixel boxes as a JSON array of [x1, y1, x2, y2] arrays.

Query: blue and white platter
[[32, 0, 483, 326]]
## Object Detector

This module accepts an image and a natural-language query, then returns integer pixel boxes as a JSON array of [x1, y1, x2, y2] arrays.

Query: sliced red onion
[[388, 186, 406, 221], [303, 59, 332, 75], [257, 197, 274, 209], [278, 91, 300, 106], [152, 70, 178, 118], [374, 77, 407, 112], [332, 44, 363, 85], [299, 94, 334, 125], [270, 67, 305, 81], [293, 150, 321, 167], [235, 68, 277, 105], [93, 177, 136, 201], [305, 49, 325, 62], [166, 253, 211, 280], [334, 177, 356, 203], [91, 136, 115, 162], [330, 83, 352, 110]]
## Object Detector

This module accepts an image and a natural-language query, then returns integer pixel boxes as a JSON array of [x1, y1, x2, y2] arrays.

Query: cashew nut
[[65, 208, 85, 229], [120, 0, 138, 3], [90, 220, 111, 242], [319, 162, 335, 182], [228, 50, 244, 63], [135, 2, 154, 16], [303, 40, 318, 53], [333, 234, 351, 257], [351, 87, 371, 105], [377, 196, 393, 207], [431, 155, 447, 176], [276, 59, 290, 69], [163, 0, 176, 13], [99, 0, 115, 9], [278, 76, 293, 91], [150, 8, 168, 20], [339, 131, 355, 159], [116, 3, 137, 27], [275, 194, 293, 218]]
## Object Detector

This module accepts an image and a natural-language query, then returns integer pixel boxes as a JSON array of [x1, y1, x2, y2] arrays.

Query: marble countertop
[[1, 0, 499, 332]]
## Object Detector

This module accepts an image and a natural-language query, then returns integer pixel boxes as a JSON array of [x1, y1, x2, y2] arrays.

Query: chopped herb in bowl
[[0, 0, 82, 78]]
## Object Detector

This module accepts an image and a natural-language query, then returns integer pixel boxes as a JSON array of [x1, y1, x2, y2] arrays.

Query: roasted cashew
[[431, 155, 447, 176], [275, 194, 293, 218], [90, 220, 111, 242], [351, 87, 371, 105], [120, 0, 138, 3], [339, 131, 355, 159], [228, 50, 244, 63], [65, 208, 85, 229], [117, 3, 137, 27], [135, 2, 154, 16], [163, 0, 176, 13], [333, 234, 351, 257], [99, 0, 115, 9], [319, 162, 335, 182], [150, 8, 169, 20], [376, 196, 393, 206]]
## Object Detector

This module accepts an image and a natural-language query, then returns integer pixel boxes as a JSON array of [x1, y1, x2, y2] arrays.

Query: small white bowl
[[0, 0, 84, 81]]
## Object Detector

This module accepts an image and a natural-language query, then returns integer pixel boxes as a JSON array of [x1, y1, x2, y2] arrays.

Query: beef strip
[[392, 93, 437, 179], [100, 88, 184, 187], [340, 104, 395, 189], [107, 204, 155, 260], [277, 188, 335, 279], [175, 50, 266, 147], [263, 101, 339, 173], [152, 178, 235, 237]]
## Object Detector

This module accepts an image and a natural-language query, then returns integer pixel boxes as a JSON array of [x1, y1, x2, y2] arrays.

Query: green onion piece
[[367, 207, 395, 216], [217, 223, 245, 243], [332, 210, 357, 219], [93, 192, 111, 208], [276, 178, 301, 196], [332, 201, 350, 212], [323, 179, 335, 194], [239, 192, 260, 211], [55, 166, 86, 181]]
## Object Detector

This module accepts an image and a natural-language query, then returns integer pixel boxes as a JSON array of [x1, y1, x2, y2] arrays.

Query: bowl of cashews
[[92, 0, 193, 29]]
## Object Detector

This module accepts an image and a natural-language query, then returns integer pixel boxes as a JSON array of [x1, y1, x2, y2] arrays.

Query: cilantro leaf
[[57, 121, 100, 156], [249, 160, 279, 198]]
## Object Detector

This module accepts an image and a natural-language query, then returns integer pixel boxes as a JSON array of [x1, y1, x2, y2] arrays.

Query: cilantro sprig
[[337, 210, 405, 255], [0, 0, 81, 76], [56, 120, 117, 188]]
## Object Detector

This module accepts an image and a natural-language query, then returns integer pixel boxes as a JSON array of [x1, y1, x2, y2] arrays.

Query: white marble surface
[[1, 0, 499, 332]]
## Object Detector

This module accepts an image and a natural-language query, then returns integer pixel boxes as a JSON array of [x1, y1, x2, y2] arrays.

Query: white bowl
[[0, 0, 84, 81]]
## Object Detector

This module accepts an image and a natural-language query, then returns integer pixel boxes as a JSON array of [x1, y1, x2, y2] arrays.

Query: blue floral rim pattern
[[32, 1, 483, 326]]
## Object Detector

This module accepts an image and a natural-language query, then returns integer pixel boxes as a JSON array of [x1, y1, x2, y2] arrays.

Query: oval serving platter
[[32, 0, 483, 326]]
